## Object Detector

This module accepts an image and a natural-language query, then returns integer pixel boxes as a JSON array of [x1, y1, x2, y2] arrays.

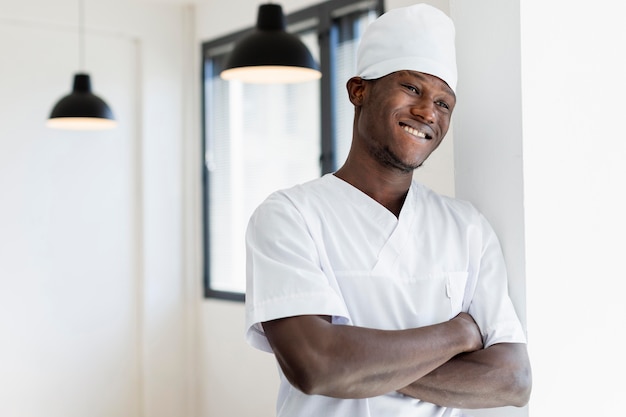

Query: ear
[[346, 77, 367, 106]]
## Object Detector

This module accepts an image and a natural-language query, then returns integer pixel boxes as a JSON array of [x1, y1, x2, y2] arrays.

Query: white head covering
[[356, 3, 457, 92]]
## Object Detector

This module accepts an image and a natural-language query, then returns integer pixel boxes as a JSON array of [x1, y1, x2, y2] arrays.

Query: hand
[[452, 312, 483, 353]]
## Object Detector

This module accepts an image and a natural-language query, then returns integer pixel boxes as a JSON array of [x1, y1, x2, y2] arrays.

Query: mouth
[[400, 122, 432, 140]]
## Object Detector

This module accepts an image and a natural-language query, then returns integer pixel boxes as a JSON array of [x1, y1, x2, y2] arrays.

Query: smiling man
[[245, 4, 531, 417]]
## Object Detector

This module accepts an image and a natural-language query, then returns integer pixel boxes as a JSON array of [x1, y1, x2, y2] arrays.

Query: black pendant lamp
[[220, 3, 322, 84], [47, 0, 116, 130]]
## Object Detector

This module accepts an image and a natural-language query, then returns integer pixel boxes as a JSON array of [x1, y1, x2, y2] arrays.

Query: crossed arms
[[262, 313, 531, 409]]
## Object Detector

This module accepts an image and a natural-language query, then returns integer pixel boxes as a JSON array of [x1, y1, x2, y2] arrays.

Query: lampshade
[[46, 73, 117, 130], [220, 4, 321, 83], [46, 0, 116, 131]]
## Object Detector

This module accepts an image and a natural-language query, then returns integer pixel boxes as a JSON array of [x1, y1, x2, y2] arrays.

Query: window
[[202, 0, 384, 301]]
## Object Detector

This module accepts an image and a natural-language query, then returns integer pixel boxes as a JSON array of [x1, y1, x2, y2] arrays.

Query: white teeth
[[402, 125, 427, 138]]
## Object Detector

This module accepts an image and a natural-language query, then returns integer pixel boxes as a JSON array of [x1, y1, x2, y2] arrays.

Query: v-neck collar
[[326, 174, 420, 272], [327, 173, 416, 222], [373, 186, 418, 273]]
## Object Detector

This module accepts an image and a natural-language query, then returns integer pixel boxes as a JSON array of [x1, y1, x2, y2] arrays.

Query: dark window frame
[[201, 0, 384, 302]]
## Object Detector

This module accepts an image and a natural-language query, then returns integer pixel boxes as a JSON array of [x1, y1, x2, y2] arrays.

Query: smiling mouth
[[400, 122, 431, 140]]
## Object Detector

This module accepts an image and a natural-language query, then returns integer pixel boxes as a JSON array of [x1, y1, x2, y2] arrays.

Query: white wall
[[521, 1, 626, 415], [0, 1, 195, 416], [452, 0, 626, 415]]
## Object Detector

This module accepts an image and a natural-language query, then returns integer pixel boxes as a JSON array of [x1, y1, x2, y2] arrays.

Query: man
[[245, 3, 532, 417]]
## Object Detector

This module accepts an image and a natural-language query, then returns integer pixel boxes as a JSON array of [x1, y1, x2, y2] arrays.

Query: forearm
[[398, 343, 532, 409], [263, 314, 482, 399], [310, 320, 474, 398]]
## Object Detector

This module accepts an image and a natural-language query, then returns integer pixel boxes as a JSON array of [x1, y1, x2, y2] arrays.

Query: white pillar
[[451, 1, 527, 415]]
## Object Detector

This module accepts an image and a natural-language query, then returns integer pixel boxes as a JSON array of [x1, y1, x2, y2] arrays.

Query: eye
[[435, 100, 450, 110], [403, 84, 420, 94]]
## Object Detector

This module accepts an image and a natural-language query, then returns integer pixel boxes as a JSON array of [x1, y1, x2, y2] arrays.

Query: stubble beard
[[370, 144, 423, 173]]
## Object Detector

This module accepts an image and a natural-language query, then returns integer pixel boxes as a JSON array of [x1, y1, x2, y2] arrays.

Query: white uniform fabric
[[245, 174, 527, 417]]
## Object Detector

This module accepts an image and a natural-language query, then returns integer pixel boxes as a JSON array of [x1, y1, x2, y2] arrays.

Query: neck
[[334, 156, 412, 217]]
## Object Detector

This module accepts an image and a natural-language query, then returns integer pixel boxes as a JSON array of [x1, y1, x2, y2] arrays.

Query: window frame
[[201, 0, 385, 302]]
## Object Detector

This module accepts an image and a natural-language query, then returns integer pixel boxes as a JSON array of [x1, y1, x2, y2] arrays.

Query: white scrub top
[[245, 174, 526, 417]]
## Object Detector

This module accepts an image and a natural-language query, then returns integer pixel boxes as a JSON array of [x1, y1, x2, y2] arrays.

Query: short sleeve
[[245, 192, 350, 353], [468, 213, 527, 348]]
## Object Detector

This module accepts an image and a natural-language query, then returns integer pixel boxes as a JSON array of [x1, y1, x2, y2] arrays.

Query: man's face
[[351, 70, 456, 172]]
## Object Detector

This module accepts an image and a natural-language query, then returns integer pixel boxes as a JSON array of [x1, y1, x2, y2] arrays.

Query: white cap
[[356, 3, 457, 92]]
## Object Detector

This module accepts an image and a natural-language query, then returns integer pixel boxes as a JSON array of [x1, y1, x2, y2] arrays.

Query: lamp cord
[[79, 0, 85, 71]]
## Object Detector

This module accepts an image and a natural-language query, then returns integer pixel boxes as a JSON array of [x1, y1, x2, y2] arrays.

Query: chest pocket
[[336, 271, 469, 330]]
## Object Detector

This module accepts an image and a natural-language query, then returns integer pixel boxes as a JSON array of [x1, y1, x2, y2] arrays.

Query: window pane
[[202, 0, 383, 299], [205, 32, 321, 295]]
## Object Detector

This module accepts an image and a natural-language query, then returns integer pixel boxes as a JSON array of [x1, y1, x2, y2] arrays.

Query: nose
[[410, 98, 436, 124]]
